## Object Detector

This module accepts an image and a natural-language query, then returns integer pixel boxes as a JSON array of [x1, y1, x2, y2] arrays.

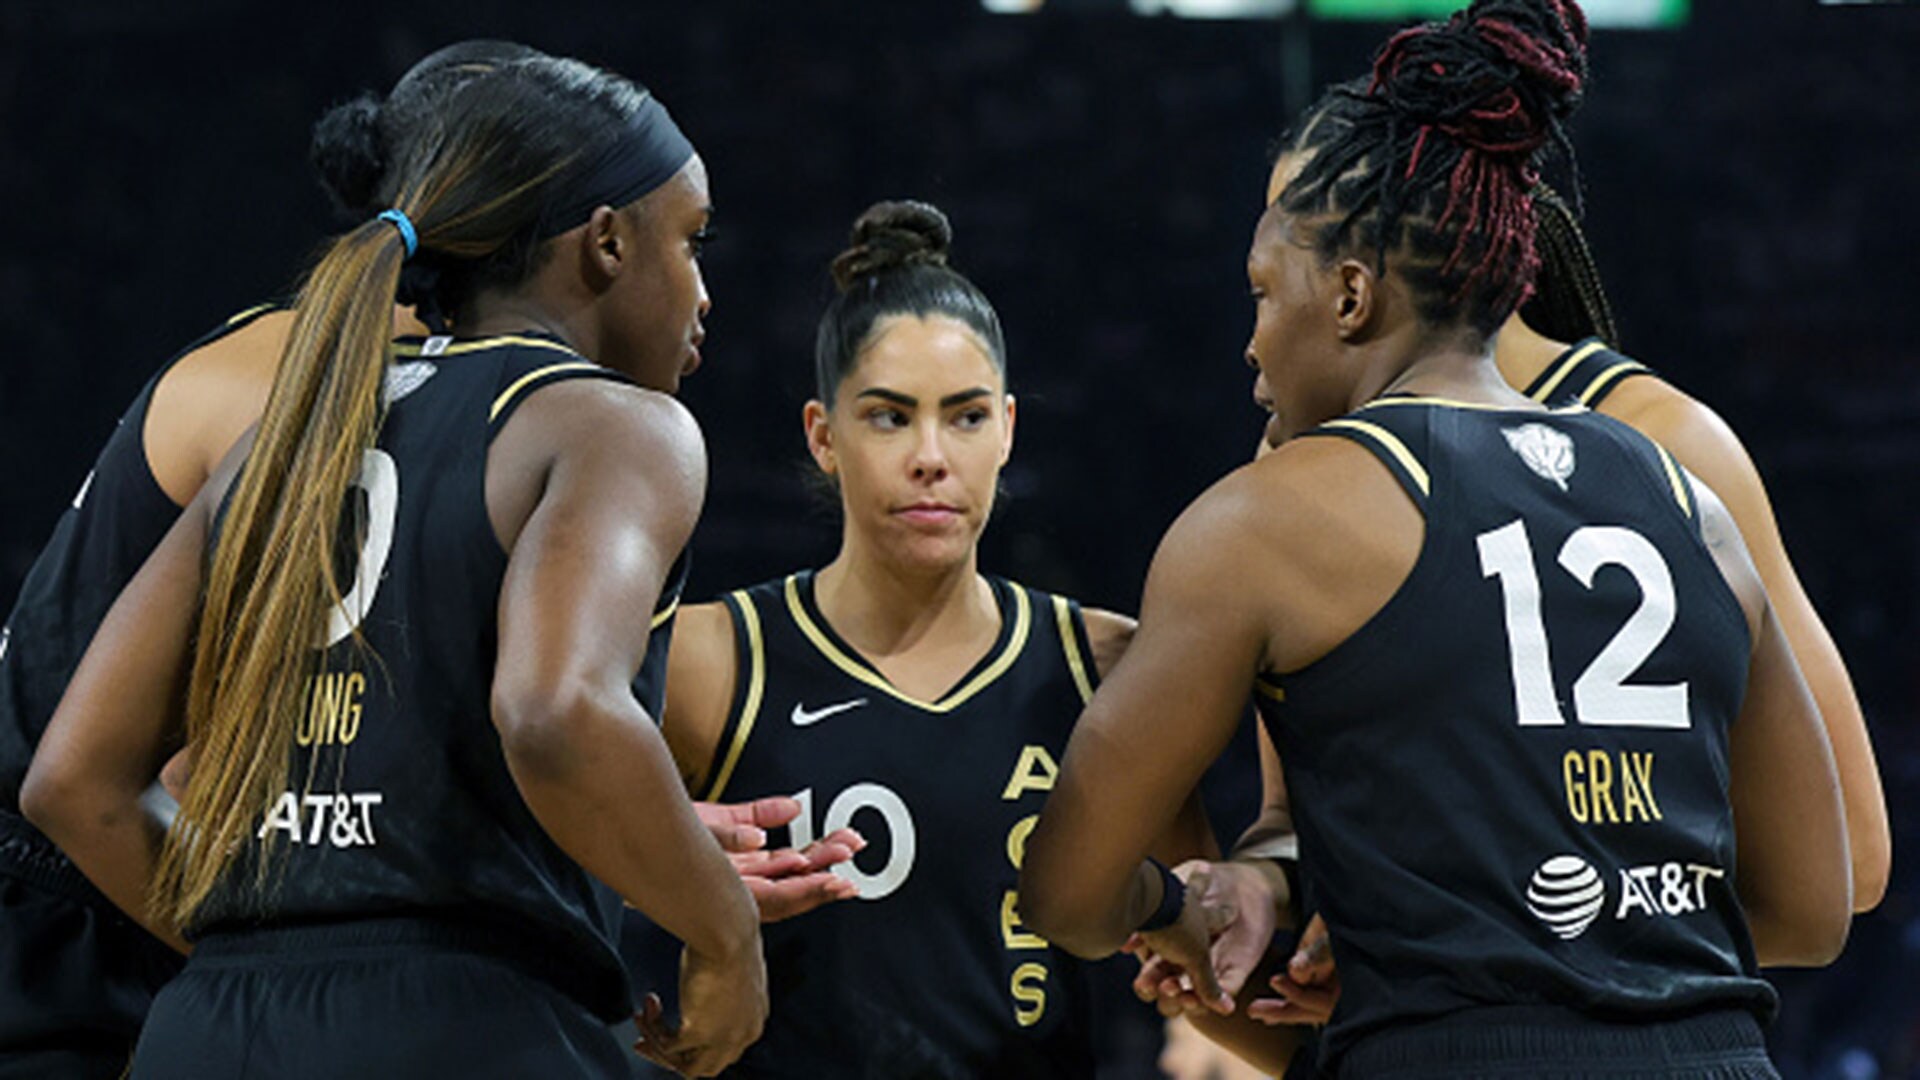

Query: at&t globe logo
[[1526, 854, 1606, 940]]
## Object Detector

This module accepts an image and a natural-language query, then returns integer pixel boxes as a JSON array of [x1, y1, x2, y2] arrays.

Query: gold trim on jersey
[[224, 302, 278, 326], [1362, 396, 1585, 415], [392, 334, 582, 360], [1254, 677, 1286, 703], [1650, 442, 1693, 518], [1052, 595, 1095, 706], [650, 597, 681, 631], [1318, 419, 1431, 497], [486, 361, 606, 421], [704, 590, 765, 801], [784, 574, 1033, 713], [1577, 361, 1648, 406], [1528, 340, 1608, 403]]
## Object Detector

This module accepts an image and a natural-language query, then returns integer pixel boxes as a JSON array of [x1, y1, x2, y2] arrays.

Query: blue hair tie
[[377, 209, 419, 258]]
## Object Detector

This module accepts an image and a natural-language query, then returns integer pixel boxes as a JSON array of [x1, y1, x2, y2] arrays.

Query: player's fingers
[[750, 870, 858, 922], [736, 795, 803, 829], [1209, 931, 1257, 999], [1290, 913, 1334, 983], [1268, 974, 1339, 1020], [1181, 953, 1235, 1016], [706, 821, 767, 854], [796, 829, 864, 871], [816, 826, 866, 852], [1244, 998, 1303, 1025], [693, 796, 802, 832], [1131, 956, 1175, 1000], [731, 847, 812, 879]]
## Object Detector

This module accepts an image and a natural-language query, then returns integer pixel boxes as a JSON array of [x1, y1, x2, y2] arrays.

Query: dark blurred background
[[1, 1, 1915, 1076]]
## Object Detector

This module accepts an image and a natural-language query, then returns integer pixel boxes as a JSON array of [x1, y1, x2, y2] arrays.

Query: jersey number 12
[[1477, 519, 1689, 729]]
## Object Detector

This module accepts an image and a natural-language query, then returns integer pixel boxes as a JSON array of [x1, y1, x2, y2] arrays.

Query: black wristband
[[1137, 858, 1186, 933]]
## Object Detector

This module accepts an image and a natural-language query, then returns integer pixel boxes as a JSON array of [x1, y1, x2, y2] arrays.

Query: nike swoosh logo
[[791, 698, 869, 727]]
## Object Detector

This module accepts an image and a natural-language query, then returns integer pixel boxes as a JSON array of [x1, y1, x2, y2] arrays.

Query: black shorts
[[0, 814, 182, 1080], [130, 917, 634, 1080], [1338, 1005, 1777, 1079]]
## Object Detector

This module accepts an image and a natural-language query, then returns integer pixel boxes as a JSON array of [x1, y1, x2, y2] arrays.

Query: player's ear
[[1000, 394, 1016, 466], [804, 399, 835, 474]]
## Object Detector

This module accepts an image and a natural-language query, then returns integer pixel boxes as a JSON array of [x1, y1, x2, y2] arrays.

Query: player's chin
[[881, 523, 977, 570]]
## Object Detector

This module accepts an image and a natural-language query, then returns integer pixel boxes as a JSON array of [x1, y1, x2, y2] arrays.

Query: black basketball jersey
[[677, 571, 1103, 1078], [0, 305, 278, 822], [1523, 337, 1656, 409], [191, 333, 685, 1022], [1258, 397, 1776, 1069]]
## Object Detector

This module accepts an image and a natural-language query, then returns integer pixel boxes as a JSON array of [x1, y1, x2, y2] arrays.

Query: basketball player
[[0, 43, 850, 1080], [1128, 186, 1894, 1073], [1493, 188, 1889, 910], [1021, 1, 1851, 1076], [24, 55, 768, 1077], [639, 200, 1213, 1078]]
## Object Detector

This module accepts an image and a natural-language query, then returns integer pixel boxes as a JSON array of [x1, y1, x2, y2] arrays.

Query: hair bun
[[830, 200, 953, 293], [310, 92, 389, 219], [1370, 0, 1587, 161]]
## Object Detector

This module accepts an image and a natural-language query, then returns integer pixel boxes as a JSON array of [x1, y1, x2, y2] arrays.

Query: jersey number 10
[[1478, 519, 1690, 730], [789, 783, 916, 901]]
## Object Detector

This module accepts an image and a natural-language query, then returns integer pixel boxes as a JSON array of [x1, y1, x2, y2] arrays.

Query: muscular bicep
[[492, 385, 707, 727], [1026, 491, 1272, 912]]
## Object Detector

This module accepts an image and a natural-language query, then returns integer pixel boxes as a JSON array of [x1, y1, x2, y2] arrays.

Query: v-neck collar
[[782, 570, 1032, 714]]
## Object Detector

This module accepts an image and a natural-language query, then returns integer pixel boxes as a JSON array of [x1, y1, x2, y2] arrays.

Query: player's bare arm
[[1082, 607, 1220, 867], [1611, 381, 1889, 911], [1688, 474, 1851, 964]]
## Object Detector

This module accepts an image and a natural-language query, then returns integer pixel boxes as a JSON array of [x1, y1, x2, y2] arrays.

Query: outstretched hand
[[1246, 911, 1339, 1026], [1124, 859, 1338, 1026], [1120, 861, 1241, 1016], [693, 797, 864, 922]]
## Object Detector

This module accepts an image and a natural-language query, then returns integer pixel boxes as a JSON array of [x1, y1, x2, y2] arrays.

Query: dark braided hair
[[1520, 182, 1619, 346], [1276, 0, 1589, 336], [814, 200, 1007, 404]]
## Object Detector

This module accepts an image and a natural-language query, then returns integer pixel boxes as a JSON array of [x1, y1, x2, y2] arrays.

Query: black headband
[[536, 93, 694, 239]]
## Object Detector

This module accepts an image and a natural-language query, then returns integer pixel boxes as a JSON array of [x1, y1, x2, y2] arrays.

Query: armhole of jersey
[[698, 590, 765, 802], [1253, 674, 1286, 705], [1304, 419, 1432, 513], [1051, 595, 1098, 705], [651, 598, 681, 632], [487, 364, 633, 432], [1646, 438, 1697, 527], [651, 552, 690, 631], [1523, 338, 1607, 403]]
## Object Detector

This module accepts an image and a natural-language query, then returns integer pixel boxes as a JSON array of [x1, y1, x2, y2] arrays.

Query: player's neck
[[813, 545, 998, 664], [1492, 314, 1572, 389]]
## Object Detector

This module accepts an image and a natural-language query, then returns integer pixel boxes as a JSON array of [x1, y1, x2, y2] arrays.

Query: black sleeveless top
[[1, 306, 280, 819], [664, 571, 1104, 1078], [1259, 398, 1775, 1070], [0, 307, 282, 911], [191, 333, 684, 1022], [1523, 337, 1656, 409]]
